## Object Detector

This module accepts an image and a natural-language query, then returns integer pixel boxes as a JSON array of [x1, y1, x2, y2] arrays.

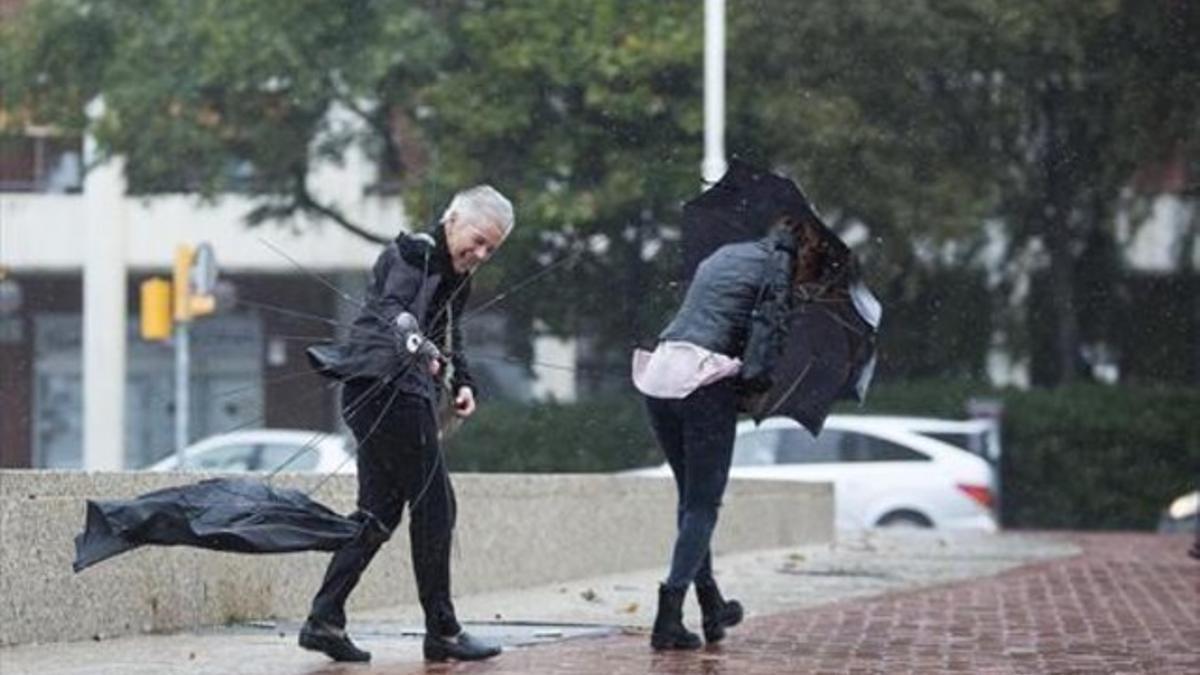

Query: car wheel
[[876, 510, 933, 529]]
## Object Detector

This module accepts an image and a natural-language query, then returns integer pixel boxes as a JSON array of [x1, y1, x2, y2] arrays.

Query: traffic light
[[173, 244, 218, 321], [140, 243, 220, 342], [140, 277, 173, 341]]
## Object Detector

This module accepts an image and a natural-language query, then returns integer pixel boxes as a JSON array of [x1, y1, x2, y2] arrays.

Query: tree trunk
[[1039, 83, 1081, 385], [1044, 222, 1080, 384]]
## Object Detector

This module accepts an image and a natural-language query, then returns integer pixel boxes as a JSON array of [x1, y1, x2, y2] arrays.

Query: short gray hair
[[442, 185, 515, 235]]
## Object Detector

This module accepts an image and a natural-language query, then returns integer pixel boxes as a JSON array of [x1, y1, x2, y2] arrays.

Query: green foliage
[[999, 384, 1200, 530], [874, 266, 994, 380], [445, 395, 656, 473], [1, 0, 447, 242], [728, 0, 1199, 384], [4, 0, 1196, 381], [398, 0, 704, 346], [729, 0, 1002, 254]]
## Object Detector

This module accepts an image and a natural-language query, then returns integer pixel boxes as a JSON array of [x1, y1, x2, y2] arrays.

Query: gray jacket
[[659, 231, 796, 379]]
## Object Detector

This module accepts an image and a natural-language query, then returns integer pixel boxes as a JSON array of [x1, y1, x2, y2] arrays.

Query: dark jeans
[[308, 379, 461, 636], [644, 379, 738, 590]]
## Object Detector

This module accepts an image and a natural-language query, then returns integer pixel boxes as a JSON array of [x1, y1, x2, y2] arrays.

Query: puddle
[[777, 567, 893, 579], [216, 620, 622, 648]]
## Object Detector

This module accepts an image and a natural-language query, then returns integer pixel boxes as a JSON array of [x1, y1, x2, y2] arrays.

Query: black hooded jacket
[[306, 224, 474, 401]]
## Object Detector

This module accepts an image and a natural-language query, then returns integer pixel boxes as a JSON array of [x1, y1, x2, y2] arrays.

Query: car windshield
[[184, 444, 256, 471], [734, 428, 842, 465], [258, 443, 320, 471]]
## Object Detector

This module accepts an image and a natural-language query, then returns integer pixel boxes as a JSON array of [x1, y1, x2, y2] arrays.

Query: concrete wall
[[0, 470, 832, 646]]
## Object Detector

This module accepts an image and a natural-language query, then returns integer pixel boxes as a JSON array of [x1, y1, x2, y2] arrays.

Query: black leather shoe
[[298, 619, 371, 663], [423, 631, 502, 662]]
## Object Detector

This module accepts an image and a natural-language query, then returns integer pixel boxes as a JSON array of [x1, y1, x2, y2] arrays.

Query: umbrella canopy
[[681, 159, 819, 282], [681, 160, 881, 435], [73, 477, 359, 572]]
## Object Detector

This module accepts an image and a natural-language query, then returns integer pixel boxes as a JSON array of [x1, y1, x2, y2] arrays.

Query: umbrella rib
[[763, 361, 814, 419], [811, 303, 867, 336]]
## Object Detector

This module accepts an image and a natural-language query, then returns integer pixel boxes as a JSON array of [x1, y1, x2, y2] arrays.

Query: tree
[[725, 0, 1199, 386], [385, 1, 704, 358], [726, 0, 1008, 380], [2, 0, 449, 243], [2, 0, 704, 360], [982, 0, 1199, 385], [8, 1, 1194, 386]]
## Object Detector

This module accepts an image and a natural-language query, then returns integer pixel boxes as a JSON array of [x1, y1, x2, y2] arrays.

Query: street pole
[[702, 0, 727, 185], [169, 243, 217, 468], [172, 245, 194, 468], [174, 321, 189, 467]]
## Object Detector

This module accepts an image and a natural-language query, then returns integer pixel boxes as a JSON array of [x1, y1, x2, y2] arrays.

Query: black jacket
[[306, 225, 474, 401], [659, 229, 797, 391]]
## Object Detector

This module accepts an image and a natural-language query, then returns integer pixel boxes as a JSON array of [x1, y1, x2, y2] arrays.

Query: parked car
[[626, 415, 999, 531], [145, 429, 355, 474], [1157, 490, 1198, 534]]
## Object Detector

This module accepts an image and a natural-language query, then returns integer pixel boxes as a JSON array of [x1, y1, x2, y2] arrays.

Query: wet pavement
[[2, 531, 1195, 674]]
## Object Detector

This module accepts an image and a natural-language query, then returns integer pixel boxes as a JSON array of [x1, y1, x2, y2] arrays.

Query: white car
[[145, 429, 355, 474], [628, 415, 999, 531], [1158, 491, 1198, 534]]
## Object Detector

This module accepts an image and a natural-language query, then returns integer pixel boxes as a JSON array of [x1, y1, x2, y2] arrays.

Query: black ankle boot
[[650, 584, 702, 651], [298, 619, 371, 662], [696, 581, 744, 643], [423, 631, 501, 662]]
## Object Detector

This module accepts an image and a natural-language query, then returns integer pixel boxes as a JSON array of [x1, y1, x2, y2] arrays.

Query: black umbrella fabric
[[681, 160, 881, 435], [73, 478, 360, 572], [681, 159, 819, 282], [750, 280, 881, 435]]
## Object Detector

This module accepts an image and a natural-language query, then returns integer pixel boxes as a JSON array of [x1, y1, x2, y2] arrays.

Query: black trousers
[[308, 379, 461, 636], [643, 378, 738, 591]]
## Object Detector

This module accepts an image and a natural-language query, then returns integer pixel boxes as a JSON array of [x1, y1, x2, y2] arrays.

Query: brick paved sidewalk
[[425, 533, 1197, 675]]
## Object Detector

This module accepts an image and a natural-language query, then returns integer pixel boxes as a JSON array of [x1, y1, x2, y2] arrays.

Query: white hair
[[442, 184, 515, 235]]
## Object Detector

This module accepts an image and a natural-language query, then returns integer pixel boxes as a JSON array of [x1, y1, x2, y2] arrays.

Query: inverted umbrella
[[681, 159, 881, 435], [73, 477, 360, 572]]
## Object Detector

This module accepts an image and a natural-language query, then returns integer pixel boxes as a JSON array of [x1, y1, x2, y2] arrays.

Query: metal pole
[[174, 321, 190, 467], [702, 0, 727, 185]]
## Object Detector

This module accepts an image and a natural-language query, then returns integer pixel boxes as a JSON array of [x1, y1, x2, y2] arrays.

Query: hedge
[[447, 381, 1200, 531], [446, 395, 658, 473]]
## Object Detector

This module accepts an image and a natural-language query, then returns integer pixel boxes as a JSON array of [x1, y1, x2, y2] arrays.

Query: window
[[776, 429, 840, 464], [186, 444, 256, 471], [0, 134, 83, 193], [732, 430, 780, 466], [838, 433, 929, 462], [920, 431, 984, 456], [258, 443, 320, 472]]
